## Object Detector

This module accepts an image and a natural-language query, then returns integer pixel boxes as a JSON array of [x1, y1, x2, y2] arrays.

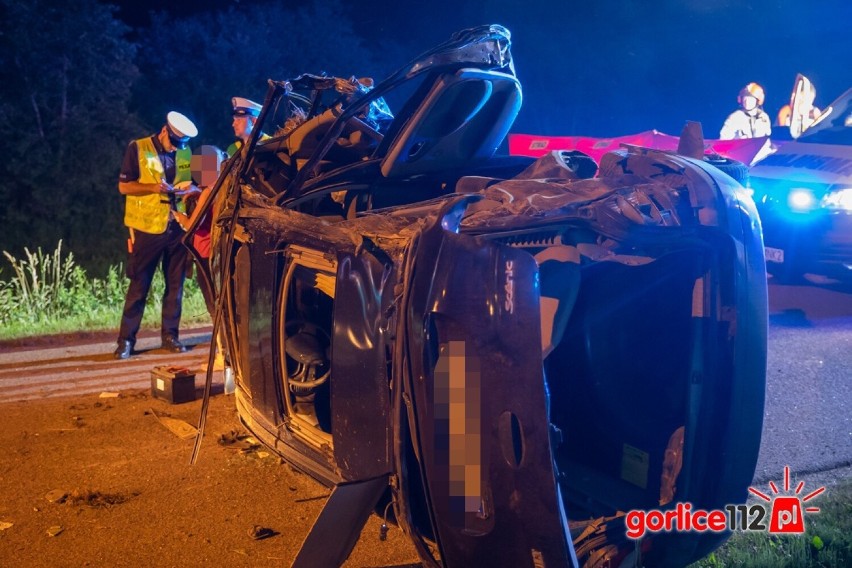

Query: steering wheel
[[284, 319, 331, 391]]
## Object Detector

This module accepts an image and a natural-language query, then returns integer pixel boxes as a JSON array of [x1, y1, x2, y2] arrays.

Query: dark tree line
[[6, 0, 841, 276], [0, 0, 396, 273]]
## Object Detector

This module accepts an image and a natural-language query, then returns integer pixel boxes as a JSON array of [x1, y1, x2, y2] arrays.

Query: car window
[[281, 248, 337, 438]]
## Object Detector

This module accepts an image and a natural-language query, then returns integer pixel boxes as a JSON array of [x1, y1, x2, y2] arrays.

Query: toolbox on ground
[[151, 366, 196, 404]]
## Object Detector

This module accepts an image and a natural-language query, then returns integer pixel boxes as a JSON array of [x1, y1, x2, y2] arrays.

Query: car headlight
[[787, 188, 817, 212], [822, 188, 852, 211]]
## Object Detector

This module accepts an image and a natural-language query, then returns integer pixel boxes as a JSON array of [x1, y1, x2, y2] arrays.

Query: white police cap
[[166, 111, 198, 148], [232, 97, 262, 118]]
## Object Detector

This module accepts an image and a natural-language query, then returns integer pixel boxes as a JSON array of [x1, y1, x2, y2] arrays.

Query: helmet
[[738, 83, 765, 107]]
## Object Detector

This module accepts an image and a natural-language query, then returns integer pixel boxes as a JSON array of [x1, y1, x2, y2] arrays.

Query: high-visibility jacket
[[719, 108, 772, 140], [123, 136, 191, 234], [227, 133, 271, 158]]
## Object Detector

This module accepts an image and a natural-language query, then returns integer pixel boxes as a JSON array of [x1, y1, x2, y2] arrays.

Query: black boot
[[162, 335, 187, 353], [113, 340, 133, 360]]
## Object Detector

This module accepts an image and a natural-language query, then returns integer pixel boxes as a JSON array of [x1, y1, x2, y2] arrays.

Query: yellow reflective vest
[[123, 136, 191, 234], [227, 133, 271, 158]]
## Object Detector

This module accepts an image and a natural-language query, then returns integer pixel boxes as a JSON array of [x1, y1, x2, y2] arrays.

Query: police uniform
[[227, 97, 270, 157], [114, 112, 198, 359]]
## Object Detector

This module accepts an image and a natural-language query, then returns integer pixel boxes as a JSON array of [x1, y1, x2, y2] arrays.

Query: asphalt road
[[0, 279, 850, 488], [0, 328, 217, 403], [754, 279, 852, 485]]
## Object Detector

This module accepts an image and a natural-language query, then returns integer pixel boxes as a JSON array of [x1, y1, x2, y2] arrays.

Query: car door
[[226, 204, 397, 483], [399, 201, 578, 566]]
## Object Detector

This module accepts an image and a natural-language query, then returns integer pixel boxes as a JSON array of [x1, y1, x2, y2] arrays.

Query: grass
[[0, 241, 210, 341], [690, 478, 852, 568]]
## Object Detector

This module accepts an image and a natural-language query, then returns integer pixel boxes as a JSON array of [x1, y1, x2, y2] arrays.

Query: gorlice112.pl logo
[[748, 465, 826, 534], [623, 466, 827, 539]]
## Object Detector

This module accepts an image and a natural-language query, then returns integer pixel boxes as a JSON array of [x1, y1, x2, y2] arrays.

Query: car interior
[[278, 247, 337, 448], [235, 67, 523, 221]]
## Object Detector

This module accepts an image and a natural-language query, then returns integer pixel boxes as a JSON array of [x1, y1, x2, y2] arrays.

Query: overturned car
[[189, 25, 768, 568]]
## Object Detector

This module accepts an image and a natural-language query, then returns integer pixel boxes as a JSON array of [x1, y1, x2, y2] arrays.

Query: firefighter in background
[[776, 104, 792, 127], [720, 82, 772, 140], [114, 112, 199, 360], [227, 97, 270, 157]]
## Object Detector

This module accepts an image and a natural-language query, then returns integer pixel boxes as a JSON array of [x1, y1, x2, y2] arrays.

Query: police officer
[[227, 97, 269, 157], [720, 82, 772, 140], [114, 112, 199, 359]]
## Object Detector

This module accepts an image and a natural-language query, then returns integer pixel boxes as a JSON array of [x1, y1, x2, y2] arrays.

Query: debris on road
[[0, 385, 420, 566], [150, 366, 196, 404], [248, 525, 275, 540], [147, 408, 198, 440], [218, 430, 269, 458], [44, 490, 68, 504], [64, 489, 135, 508]]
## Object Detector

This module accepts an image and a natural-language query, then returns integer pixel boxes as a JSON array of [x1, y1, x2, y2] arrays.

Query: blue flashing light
[[788, 189, 817, 212]]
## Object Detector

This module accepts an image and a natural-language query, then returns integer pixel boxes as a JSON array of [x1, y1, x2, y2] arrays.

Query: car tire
[[704, 155, 749, 186]]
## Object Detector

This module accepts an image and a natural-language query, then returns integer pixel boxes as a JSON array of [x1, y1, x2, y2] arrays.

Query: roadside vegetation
[[0, 241, 209, 341], [690, 478, 852, 568], [0, 0, 398, 270]]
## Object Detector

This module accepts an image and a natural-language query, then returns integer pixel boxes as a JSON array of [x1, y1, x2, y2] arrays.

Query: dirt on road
[[0, 377, 419, 567], [2, 279, 850, 567]]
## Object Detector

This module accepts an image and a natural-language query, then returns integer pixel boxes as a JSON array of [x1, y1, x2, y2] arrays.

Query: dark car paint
[[192, 25, 768, 568], [400, 200, 577, 566], [538, 148, 767, 565], [224, 204, 402, 483], [214, 156, 767, 567], [218, 150, 766, 567]]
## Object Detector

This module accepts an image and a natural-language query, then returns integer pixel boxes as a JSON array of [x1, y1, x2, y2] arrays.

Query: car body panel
[[225, 204, 409, 483], [329, 247, 396, 479], [381, 68, 522, 179], [401, 212, 576, 565], [193, 24, 768, 568]]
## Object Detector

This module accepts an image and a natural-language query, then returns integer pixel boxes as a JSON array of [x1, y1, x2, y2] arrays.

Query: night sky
[[108, 0, 852, 137]]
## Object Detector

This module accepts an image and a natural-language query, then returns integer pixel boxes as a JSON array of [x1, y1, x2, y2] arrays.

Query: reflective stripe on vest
[[123, 136, 191, 234]]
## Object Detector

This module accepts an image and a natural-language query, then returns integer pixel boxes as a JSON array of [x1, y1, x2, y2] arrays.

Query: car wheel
[[704, 155, 749, 186]]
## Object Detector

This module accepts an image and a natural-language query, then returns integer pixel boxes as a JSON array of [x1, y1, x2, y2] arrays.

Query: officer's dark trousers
[[117, 221, 188, 345]]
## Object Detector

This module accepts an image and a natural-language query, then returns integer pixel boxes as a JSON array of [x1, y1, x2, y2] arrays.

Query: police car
[[749, 87, 852, 282]]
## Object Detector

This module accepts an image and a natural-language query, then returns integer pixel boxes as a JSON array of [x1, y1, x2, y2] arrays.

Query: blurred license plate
[[765, 247, 785, 263]]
